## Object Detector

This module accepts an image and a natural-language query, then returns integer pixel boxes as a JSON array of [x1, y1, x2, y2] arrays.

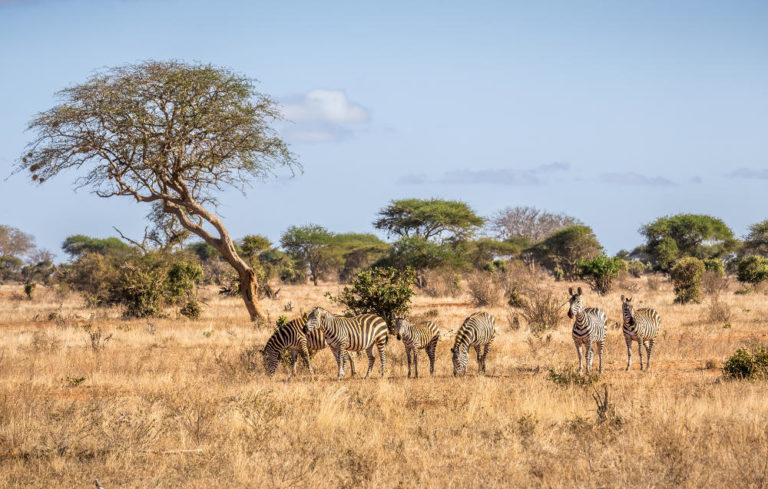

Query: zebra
[[568, 287, 607, 375], [450, 312, 496, 377], [260, 316, 356, 377], [621, 295, 661, 371], [304, 306, 388, 381], [393, 318, 439, 378]]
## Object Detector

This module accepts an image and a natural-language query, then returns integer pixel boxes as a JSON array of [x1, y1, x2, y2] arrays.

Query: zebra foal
[[304, 307, 388, 381], [451, 312, 496, 377], [621, 295, 661, 371], [568, 287, 607, 375], [393, 318, 439, 378]]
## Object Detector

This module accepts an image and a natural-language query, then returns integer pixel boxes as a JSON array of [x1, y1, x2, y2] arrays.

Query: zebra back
[[330, 313, 389, 352], [453, 312, 495, 351], [625, 308, 661, 340], [399, 319, 439, 349]]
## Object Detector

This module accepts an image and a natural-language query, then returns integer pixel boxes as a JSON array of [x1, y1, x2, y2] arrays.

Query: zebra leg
[[347, 351, 356, 376], [365, 346, 376, 379], [300, 338, 313, 375], [427, 340, 437, 376], [638, 340, 644, 371], [585, 340, 594, 375], [575, 342, 584, 375], [475, 345, 483, 375], [332, 347, 346, 381], [406, 345, 412, 378], [625, 336, 633, 371], [481, 343, 491, 375], [290, 350, 298, 377], [645, 339, 654, 371], [378, 339, 387, 378], [413, 348, 419, 378], [596, 341, 604, 374]]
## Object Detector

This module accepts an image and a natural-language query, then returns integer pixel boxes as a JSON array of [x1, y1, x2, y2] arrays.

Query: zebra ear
[[568, 287, 573, 296], [577, 286, 582, 295], [621, 295, 625, 301]]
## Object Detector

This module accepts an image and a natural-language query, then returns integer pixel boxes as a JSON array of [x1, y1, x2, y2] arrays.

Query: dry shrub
[[465, 271, 503, 306], [520, 285, 563, 335], [702, 270, 729, 296], [646, 275, 662, 291], [419, 268, 462, 298], [706, 298, 732, 324]]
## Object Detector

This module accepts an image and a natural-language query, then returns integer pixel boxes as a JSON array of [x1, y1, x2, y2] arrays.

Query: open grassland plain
[[1, 277, 768, 488]]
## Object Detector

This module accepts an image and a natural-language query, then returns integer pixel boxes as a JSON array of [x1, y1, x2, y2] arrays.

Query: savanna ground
[[1, 274, 768, 488]]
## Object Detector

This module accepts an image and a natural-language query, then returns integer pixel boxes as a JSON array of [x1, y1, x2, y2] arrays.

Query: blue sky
[[1, 0, 767, 258]]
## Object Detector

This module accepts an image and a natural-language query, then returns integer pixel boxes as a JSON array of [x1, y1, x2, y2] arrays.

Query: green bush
[[179, 300, 202, 319], [737, 255, 768, 285], [166, 260, 204, 303], [578, 254, 627, 295], [627, 259, 648, 278], [327, 266, 417, 330], [723, 346, 768, 380], [24, 282, 36, 299], [703, 259, 725, 276], [116, 261, 168, 318], [670, 257, 705, 304]]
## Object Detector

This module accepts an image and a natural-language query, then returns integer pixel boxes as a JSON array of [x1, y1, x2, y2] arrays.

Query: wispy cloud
[[724, 168, 768, 179], [600, 172, 677, 187], [689, 176, 703, 184], [398, 162, 571, 186], [279, 89, 369, 143]]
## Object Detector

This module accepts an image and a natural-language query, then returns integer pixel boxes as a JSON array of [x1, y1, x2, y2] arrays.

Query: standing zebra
[[260, 316, 356, 377], [304, 307, 389, 381], [393, 318, 439, 378], [451, 312, 496, 377], [621, 295, 661, 371], [568, 287, 607, 375]]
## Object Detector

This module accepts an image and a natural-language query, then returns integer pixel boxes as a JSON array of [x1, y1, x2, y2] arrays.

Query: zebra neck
[[574, 311, 586, 327]]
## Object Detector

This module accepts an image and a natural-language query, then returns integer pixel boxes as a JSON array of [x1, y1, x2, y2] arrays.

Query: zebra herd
[[259, 287, 661, 380]]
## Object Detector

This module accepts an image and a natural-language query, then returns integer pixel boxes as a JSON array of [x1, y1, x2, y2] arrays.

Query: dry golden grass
[[2, 276, 768, 488]]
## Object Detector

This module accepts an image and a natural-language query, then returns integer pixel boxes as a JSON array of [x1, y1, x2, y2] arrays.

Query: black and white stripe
[[393, 318, 439, 378], [621, 295, 661, 371], [450, 312, 496, 377], [568, 287, 607, 374], [304, 306, 389, 381], [261, 316, 352, 377]]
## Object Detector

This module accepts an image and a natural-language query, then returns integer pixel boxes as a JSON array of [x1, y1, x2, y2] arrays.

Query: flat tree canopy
[[18, 60, 298, 321], [374, 198, 484, 241]]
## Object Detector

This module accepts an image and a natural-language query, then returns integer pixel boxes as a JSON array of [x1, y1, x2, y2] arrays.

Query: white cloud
[[279, 90, 369, 143], [724, 168, 768, 179], [398, 162, 571, 186], [600, 172, 677, 187]]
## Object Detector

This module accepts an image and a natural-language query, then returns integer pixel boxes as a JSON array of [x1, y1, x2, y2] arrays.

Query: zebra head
[[260, 348, 278, 377], [393, 318, 409, 341], [304, 306, 329, 334], [451, 345, 467, 377], [621, 295, 636, 326], [567, 287, 584, 319]]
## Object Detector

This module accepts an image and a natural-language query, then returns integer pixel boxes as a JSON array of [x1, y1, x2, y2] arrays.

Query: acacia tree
[[280, 224, 334, 286], [18, 61, 297, 321], [374, 198, 484, 241]]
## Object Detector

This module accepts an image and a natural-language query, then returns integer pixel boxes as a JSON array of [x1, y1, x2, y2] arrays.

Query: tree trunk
[[236, 265, 267, 323]]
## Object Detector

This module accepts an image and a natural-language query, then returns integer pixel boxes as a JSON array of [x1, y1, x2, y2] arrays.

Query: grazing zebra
[[621, 295, 661, 371], [260, 316, 356, 377], [451, 312, 496, 377], [393, 318, 439, 378], [304, 307, 388, 381], [568, 287, 607, 375]]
